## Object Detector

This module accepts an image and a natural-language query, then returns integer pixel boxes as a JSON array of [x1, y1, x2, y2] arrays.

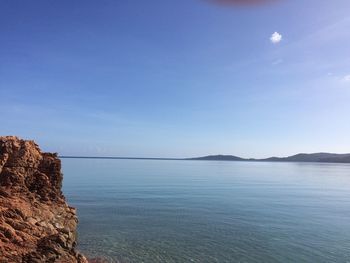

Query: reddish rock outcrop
[[0, 136, 87, 263]]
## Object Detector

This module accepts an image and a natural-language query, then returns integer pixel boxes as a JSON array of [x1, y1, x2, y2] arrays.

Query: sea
[[62, 159, 350, 263]]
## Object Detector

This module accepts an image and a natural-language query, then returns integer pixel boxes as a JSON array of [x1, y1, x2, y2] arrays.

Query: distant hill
[[188, 155, 244, 161], [189, 153, 350, 163], [262, 153, 350, 163]]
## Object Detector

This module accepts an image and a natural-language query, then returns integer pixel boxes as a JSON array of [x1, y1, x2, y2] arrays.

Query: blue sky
[[1, 0, 349, 158]]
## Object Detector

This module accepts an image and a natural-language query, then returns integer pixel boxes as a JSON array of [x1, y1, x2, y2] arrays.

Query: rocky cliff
[[0, 136, 87, 263]]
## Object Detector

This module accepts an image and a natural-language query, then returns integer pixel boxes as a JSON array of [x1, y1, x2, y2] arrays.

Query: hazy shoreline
[[60, 152, 350, 164]]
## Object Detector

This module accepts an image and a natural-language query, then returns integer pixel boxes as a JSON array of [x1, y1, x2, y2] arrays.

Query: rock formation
[[0, 136, 87, 263]]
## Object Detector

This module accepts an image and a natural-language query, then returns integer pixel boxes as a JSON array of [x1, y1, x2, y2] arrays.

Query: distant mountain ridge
[[189, 153, 350, 163]]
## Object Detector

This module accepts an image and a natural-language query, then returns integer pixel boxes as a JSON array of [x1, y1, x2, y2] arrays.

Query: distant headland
[[188, 153, 350, 163]]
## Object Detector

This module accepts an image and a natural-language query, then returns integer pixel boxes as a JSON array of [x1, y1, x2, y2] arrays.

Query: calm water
[[62, 159, 350, 263]]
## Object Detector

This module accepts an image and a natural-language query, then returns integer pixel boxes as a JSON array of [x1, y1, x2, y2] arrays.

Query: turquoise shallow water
[[62, 159, 350, 263]]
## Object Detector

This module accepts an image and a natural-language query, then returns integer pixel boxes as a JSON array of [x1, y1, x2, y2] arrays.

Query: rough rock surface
[[0, 136, 87, 263]]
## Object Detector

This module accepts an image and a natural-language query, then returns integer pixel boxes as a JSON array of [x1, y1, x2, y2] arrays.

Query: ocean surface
[[62, 159, 350, 263]]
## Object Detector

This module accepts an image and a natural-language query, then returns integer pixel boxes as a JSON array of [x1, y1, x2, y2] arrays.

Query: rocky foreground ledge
[[0, 136, 88, 262]]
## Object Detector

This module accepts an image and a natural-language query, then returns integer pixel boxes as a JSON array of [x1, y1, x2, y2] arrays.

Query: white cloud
[[342, 74, 350, 82], [270, 32, 282, 44]]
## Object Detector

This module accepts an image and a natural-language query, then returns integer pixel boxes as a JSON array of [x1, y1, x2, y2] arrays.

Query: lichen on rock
[[0, 136, 87, 263]]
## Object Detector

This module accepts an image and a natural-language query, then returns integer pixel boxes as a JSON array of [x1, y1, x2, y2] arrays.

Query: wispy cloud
[[342, 75, 350, 82], [270, 32, 282, 44], [272, 59, 283, 65], [207, 0, 274, 6]]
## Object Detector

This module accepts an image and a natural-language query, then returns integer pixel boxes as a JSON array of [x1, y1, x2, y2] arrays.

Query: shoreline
[[60, 155, 350, 164]]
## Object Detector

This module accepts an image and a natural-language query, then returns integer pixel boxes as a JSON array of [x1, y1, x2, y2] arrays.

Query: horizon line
[[59, 152, 350, 164], [60, 156, 184, 160]]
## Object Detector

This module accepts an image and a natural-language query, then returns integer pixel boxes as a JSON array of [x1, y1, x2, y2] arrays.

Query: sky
[[1, 0, 350, 158]]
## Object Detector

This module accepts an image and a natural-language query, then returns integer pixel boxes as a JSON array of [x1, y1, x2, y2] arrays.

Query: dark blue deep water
[[62, 159, 350, 263]]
